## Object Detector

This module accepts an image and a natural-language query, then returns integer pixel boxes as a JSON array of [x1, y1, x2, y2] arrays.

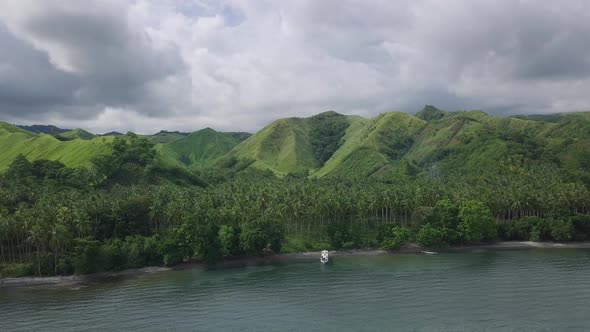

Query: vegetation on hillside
[[1, 108, 590, 278]]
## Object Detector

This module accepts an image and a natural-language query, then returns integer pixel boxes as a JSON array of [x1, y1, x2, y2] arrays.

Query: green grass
[[0, 122, 114, 170], [155, 128, 242, 171], [2, 110, 590, 179], [0, 263, 34, 278], [59, 128, 97, 140], [145, 132, 187, 144], [221, 110, 590, 179]]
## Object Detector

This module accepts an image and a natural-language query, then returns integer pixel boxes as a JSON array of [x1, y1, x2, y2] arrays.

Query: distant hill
[[146, 130, 189, 144], [2, 108, 589, 181], [57, 128, 97, 141], [0, 122, 114, 170], [17, 124, 71, 135], [100, 131, 124, 137], [224, 108, 590, 178], [155, 128, 242, 171]]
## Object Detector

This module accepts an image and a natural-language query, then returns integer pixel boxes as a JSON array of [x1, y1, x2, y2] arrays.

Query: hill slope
[[155, 128, 243, 171], [2, 109, 589, 180], [0, 122, 114, 171], [223, 108, 590, 179], [226, 111, 353, 175], [58, 128, 97, 140], [16, 124, 70, 135]]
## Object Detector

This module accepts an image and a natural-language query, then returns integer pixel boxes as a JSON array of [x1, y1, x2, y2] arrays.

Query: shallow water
[[2, 249, 590, 331]]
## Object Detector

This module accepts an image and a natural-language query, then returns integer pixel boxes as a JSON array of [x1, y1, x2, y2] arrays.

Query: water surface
[[2, 249, 590, 331]]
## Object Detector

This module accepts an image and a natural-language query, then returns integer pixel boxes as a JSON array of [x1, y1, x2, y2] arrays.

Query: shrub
[[218, 225, 242, 256], [240, 218, 285, 255], [501, 217, 537, 241], [196, 222, 222, 264], [417, 223, 447, 248], [430, 200, 460, 230], [550, 219, 574, 242], [411, 206, 433, 230], [0, 263, 34, 278], [158, 237, 185, 266], [530, 218, 552, 241], [571, 214, 590, 241], [381, 226, 410, 250], [458, 201, 497, 242], [73, 238, 107, 274], [327, 223, 352, 250]]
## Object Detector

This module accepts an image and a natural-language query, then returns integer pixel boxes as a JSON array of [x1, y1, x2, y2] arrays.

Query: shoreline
[[3, 241, 590, 288]]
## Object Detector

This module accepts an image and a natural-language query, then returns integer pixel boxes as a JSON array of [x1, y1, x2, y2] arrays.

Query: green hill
[[223, 109, 590, 179], [155, 128, 242, 171], [57, 128, 97, 140], [16, 124, 70, 135], [226, 111, 353, 175], [2, 109, 589, 180], [146, 131, 188, 144], [0, 122, 114, 171]]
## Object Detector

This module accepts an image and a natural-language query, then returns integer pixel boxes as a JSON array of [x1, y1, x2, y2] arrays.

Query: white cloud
[[1, 0, 590, 133]]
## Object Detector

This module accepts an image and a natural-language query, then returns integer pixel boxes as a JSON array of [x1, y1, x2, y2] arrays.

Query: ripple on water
[[2, 249, 590, 331]]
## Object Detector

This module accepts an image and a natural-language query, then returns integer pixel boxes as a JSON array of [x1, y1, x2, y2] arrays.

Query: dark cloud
[[0, 0, 186, 121], [0, 24, 78, 116], [1, 0, 590, 133]]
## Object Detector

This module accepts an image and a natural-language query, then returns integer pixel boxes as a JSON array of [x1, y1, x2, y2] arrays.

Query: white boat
[[321, 250, 329, 264], [421, 251, 438, 255]]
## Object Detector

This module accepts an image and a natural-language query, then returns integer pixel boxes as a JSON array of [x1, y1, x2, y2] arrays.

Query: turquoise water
[[2, 249, 590, 331]]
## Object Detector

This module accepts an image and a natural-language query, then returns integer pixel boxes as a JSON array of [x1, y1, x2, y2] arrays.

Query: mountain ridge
[[1, 107, 589, 181]]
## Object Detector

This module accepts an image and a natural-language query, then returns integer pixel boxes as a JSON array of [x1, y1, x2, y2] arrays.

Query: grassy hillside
[[223, 109, 590, 179], [58, 128, 97, 140], [146, 131, 188, 144], [3, 109, 589, 180], [0, 122, 114, 171], [155, 128, 242, 171], [16, 124, 70, 135], [227, 111, 353, 175]]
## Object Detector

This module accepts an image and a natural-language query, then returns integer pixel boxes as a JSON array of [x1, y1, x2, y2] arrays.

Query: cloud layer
[[1, 0, 590, 133]]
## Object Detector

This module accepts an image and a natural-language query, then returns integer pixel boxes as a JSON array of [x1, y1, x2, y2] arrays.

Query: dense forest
[[1, 108, 590, 278]]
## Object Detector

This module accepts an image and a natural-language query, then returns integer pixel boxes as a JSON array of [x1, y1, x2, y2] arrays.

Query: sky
[[1, 0, 590, 134]]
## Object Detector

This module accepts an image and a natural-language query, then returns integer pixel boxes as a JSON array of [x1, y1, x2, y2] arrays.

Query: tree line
[[1, 133, 589, 277]]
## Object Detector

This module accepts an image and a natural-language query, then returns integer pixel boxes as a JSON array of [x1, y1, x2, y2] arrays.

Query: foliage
[[240, 218, 284, 256], [218, 225, 242, 256], [417, 223, 447, 248], [327, 222, 353, 249], [308, 111, 349, 165], [458, 201, 497, 242], [196, 222, 223, 264], [430, 200, 460, 230], [498, 217, 537, 241], [550, 219, 575, 242], [73, 238, 106, 275], [0, 263, 34, 278], [380, 226, 410, 250], [571, 214, 590, 241]]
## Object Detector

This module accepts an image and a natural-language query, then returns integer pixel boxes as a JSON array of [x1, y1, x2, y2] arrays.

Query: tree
[[7, 154, 33, 180], [49, 222, 70, 275], [458, 201, 497, 242], [550, 219, 574, 242], [380, 226, 410, 250], [327, 222, 352, 249], [430, 200, 460, 229], [417, 223, 447, 248], [218, 225, 241, 256], [196, 222, 222, 264], [240, 219, 284, 256], [28, 224, 46, 276]]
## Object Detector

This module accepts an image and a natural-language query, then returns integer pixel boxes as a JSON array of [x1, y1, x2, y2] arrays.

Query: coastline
[[3, 241, 590, 288]]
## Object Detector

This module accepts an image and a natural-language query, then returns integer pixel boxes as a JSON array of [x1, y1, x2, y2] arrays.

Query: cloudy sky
[[0, 0, 589, 134]]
